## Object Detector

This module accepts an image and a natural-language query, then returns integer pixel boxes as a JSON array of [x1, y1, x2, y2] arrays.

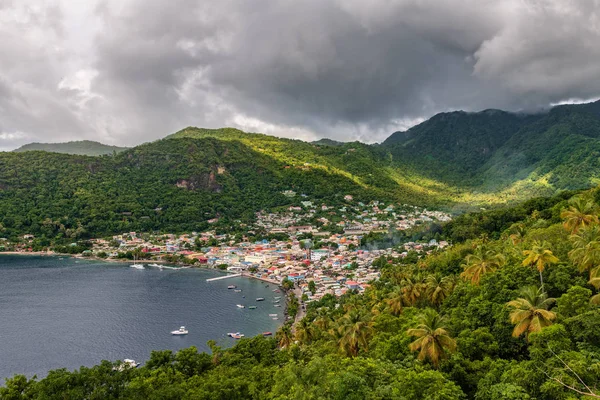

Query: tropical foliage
[[407, 309, 457, 367], [506, 285, 556, 340], [6, 189, 600, 398], [7, 101, 600, 246]]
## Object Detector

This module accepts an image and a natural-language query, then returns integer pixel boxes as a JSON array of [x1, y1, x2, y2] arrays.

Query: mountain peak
[[13, 140, 128, 156]]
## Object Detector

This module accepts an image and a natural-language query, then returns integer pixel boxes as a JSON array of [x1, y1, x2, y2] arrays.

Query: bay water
[[0, 255, 282, 381]]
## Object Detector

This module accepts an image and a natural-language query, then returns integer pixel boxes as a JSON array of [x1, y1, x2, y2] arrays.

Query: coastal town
[[1, 198, 452, 303]]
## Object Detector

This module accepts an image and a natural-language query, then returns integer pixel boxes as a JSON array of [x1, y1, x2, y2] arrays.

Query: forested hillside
[[13, 140, 128, 156], [4, 100, 600, 242], [5, 189, 600, 399], [383, 109, 538, 181], [383, 99, 600, 194], [0, 133, 457, 242]]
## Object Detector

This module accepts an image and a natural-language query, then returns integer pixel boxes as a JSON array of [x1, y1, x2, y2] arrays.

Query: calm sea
[[0, 255, 283, 381]]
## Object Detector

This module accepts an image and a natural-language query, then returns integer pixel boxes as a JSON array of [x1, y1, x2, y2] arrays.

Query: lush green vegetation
[[6, 188, 600, 398], [0, 128, 504, 245], [383, 109, 538, 182], [384, 100, 600, 195], [13, 141, 128, 156], [6, 100, 600, 244], [0, 135, 415, 243]]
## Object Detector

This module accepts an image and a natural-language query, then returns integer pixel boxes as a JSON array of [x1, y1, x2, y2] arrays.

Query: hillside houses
[[66, 199, 454, 299]]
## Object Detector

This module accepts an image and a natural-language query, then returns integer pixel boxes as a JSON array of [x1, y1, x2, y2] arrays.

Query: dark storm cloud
[[1, 0, 600, 148]]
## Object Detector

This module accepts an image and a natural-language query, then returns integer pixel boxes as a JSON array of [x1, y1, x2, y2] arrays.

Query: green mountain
[[382, 109, 539, 181], [382, 100, 600, 196], [311, 138, 345, 146], [479, 101, 600, 190], [13, 140, 128, 156], [0, 131, 453, 242], [4, 100, 600, 241]]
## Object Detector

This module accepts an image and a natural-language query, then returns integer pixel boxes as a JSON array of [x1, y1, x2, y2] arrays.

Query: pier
[[206, 273, 242, 282]]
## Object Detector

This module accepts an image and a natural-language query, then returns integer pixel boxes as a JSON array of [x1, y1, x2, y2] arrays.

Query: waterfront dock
[[206, 273, 242, 282]]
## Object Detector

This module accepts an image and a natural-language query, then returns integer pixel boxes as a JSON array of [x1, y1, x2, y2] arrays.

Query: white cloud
[[1, 0, 600, 150]]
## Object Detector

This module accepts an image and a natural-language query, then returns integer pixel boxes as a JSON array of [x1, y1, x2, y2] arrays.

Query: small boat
[[114, 359, 140, 371], [171, 326, 189, 335], [274, 304, 281, 307], [256, 297, 265, 301], [149, 263, 161, 267], [274, 296, 281, 300], [236, 304, 245, 309], [227, 332, 245, 339], [262, 332, 272, 336], [131, 256, 144, 269], [269, 314, 278, 317], [123, 359, 140, 368], [228, 285, 237, 289], [273, 300, 281, 303], [272, 317, 279, 320], [248, 306, 257, 309], [234, 289, 242, 293], [272, 289, 279, 292]]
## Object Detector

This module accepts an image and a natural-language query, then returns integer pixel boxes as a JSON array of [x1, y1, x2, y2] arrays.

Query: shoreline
[[2, 251, 290, 327], [2, 251, 282, 285], [0, 251, 57, 256]]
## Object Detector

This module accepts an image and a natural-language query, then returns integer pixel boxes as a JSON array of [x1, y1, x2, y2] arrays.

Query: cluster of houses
[[256, 198, 452, 237], [3, 197, 453, 299], [88, 235, 450, 301]]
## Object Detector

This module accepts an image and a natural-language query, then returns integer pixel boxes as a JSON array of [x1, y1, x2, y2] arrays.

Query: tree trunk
[[539, 269, 544, 289]]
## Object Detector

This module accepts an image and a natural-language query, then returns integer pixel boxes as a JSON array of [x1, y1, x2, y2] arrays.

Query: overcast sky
[[1, 0, 600, 150]]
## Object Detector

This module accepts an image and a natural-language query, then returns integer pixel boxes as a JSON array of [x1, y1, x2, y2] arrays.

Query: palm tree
[[313, 309, 332, 333], [336, 311, 373, 357], [294, 318, 315, 345], [589, 267, 600, 289], [522, 241, 559, 288], [406, 309, 456, 368], [276, 325, 294, 348], [507, 223, 527, 246], [401, 277, 424, 306], [506, 286, 556, 340], [460, 247, 506, 285], [588, 267, 600, 305], [561, 197, 599, 234], [385, 288, 405, 316], [569, 225, 600, 274], [424, 275, 455, 307]]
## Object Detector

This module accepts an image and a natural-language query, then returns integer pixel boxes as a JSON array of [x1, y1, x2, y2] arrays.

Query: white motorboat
[[171, 326, 189, 335], [236, 304, 245, 309], [149, 263, 162, 268], [227, 332, 245, 339], [123, 359, 140, 368], [114, 359, 140, 371], [130, 256, 144, 269]]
